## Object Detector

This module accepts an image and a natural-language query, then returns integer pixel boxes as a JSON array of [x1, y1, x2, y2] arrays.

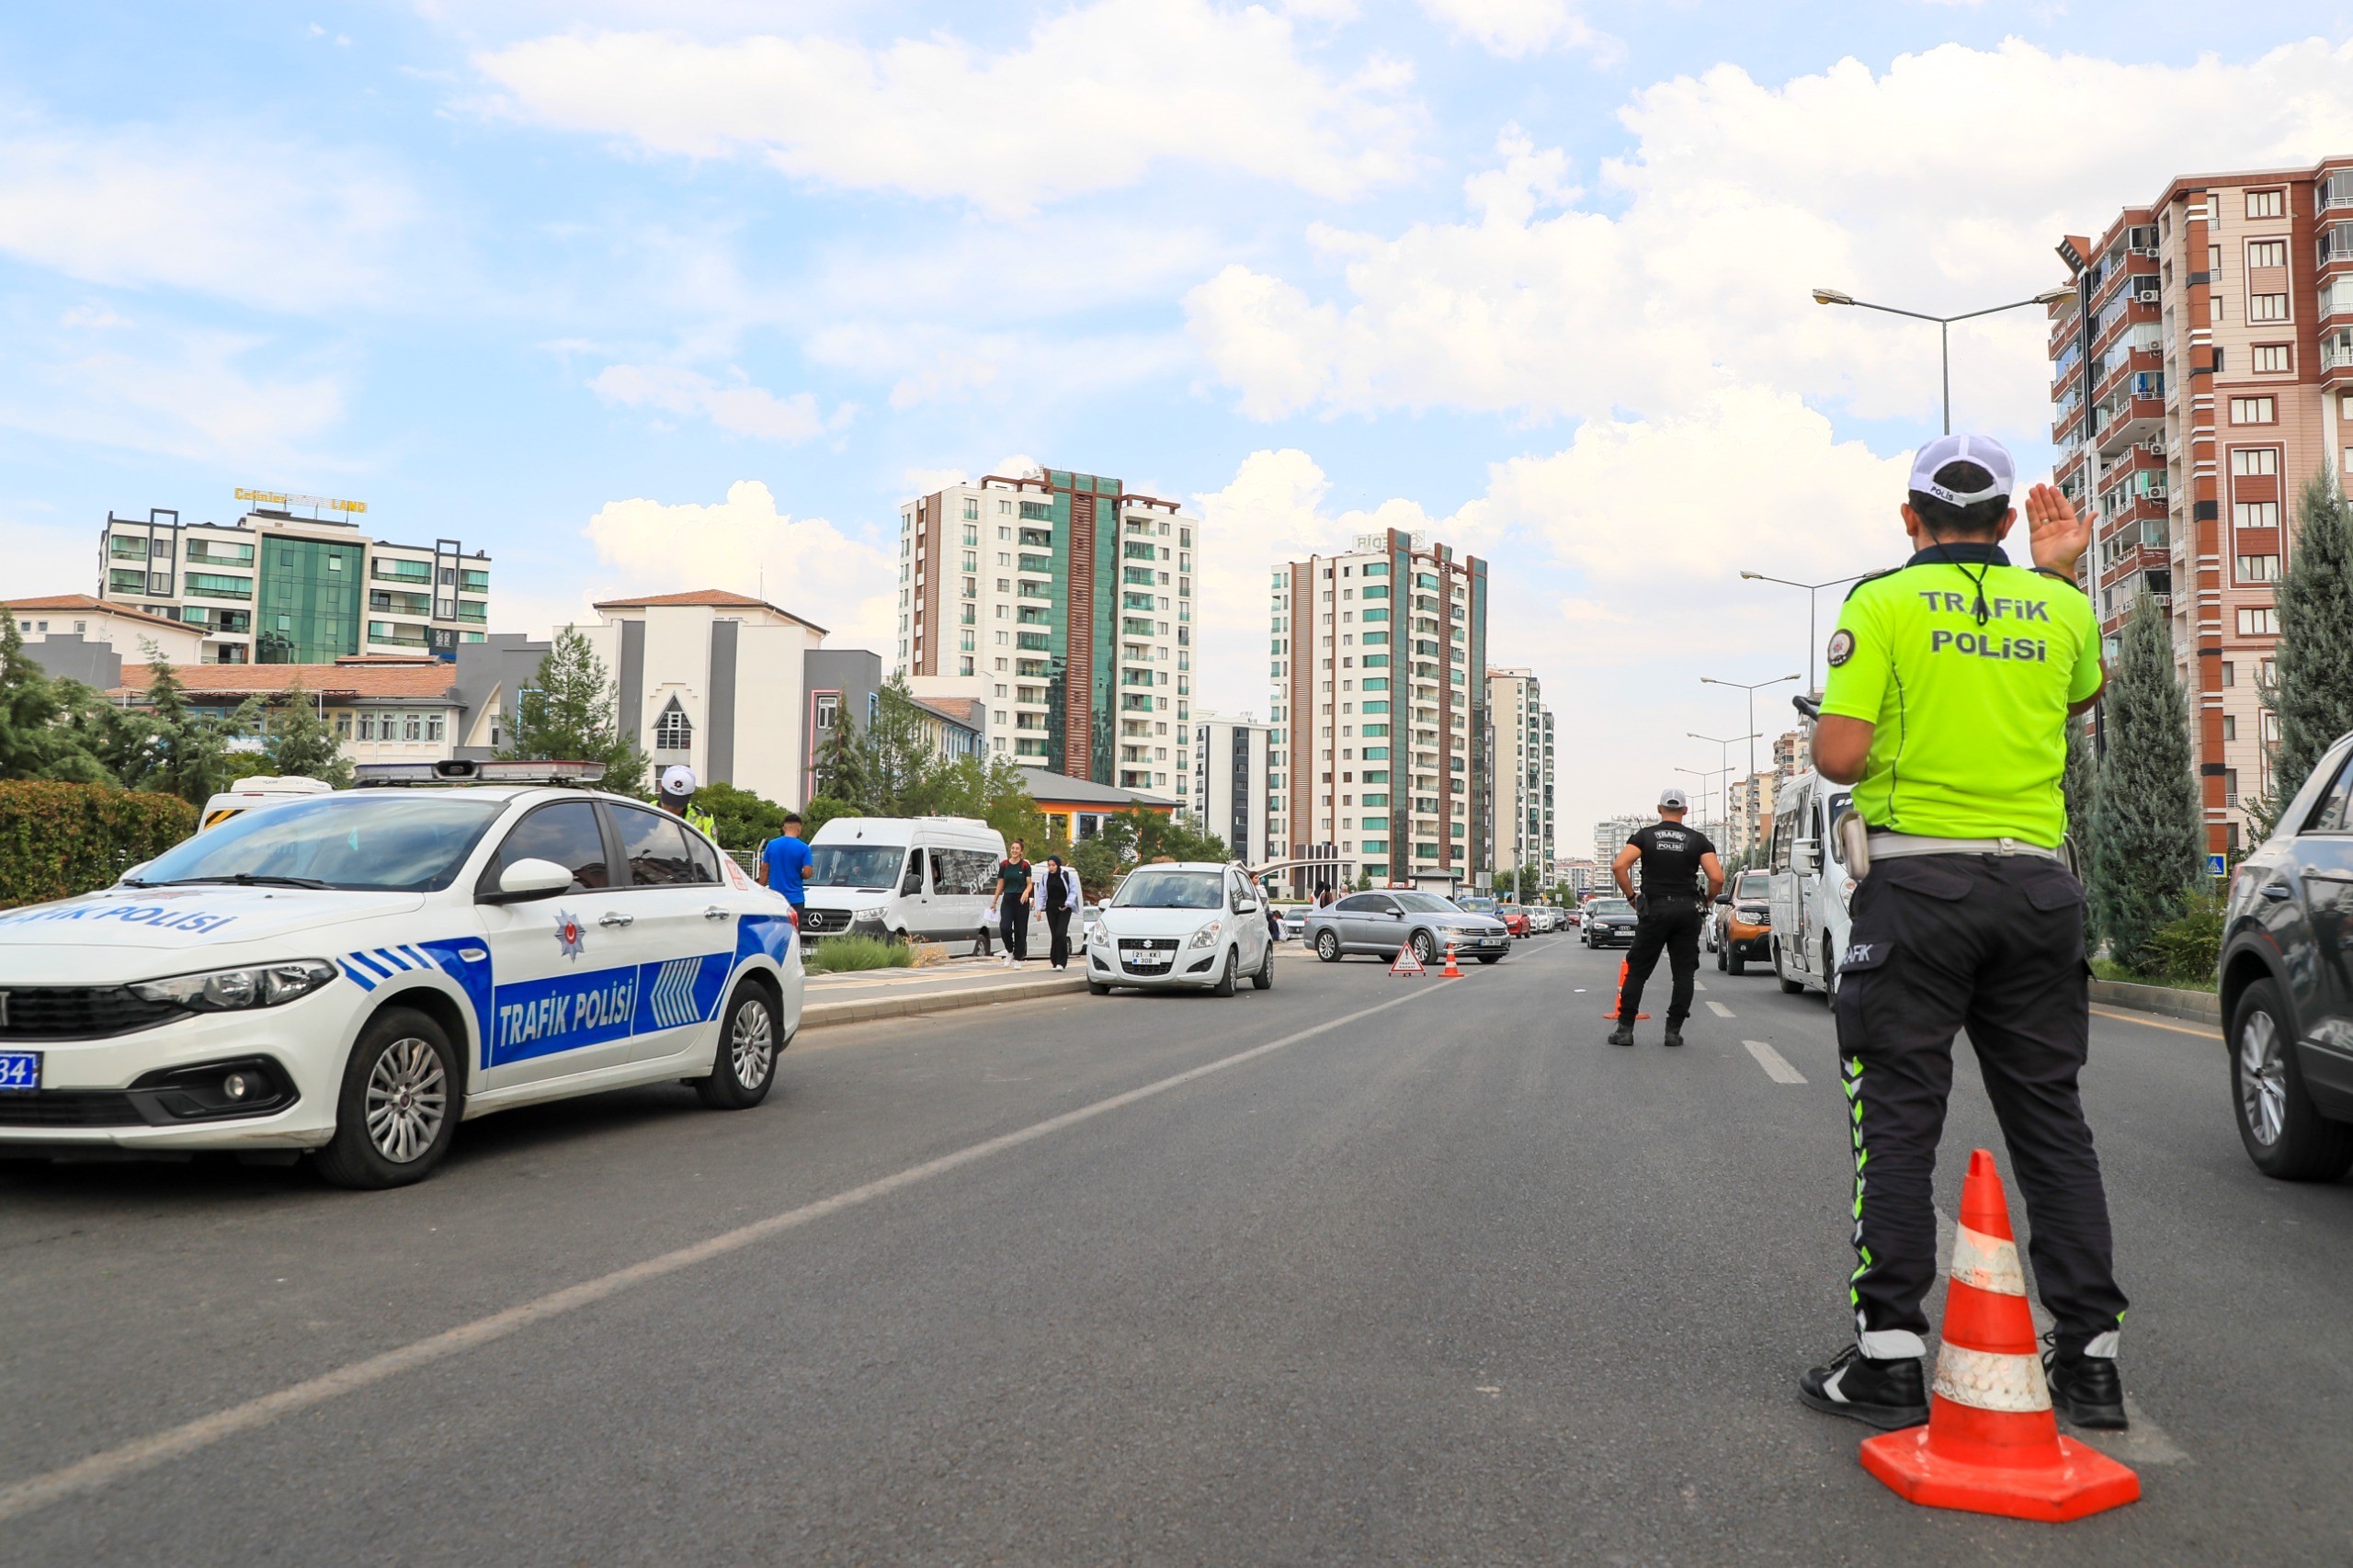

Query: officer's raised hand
[[2023, 483, 2094, 574]]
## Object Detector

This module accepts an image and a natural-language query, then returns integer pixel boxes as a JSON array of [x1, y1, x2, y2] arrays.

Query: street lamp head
[[1739, 571, 1765, 581], [1811, 288, 1855, 307], [2031, 284, 2075, 306]]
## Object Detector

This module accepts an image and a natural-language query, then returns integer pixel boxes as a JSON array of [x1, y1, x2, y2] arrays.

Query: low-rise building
[[110, 655, 463, 767], [9, 595, 207, 669], [1024, 769, 1179, 846]]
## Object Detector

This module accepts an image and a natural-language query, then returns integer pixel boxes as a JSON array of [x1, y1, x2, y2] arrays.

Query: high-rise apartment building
[[2052, 156, 2353, 850], [898, 468, 1196, 799], [1271, 530, 1487, 892], [1190, 713, 1274, 862], [1593, 814, 1646, 869], [1485, 667, 1555, 882], [97, 496, 490, 665]]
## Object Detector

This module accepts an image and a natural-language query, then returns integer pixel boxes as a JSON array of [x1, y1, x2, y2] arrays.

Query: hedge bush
[[0, 781, 198, 909]]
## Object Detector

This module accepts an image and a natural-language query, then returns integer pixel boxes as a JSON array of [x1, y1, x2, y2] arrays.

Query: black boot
[[1662, 1023, 1685, 1048], [1799, 1345, 1928, 1431], [2045, 1347, 2128, 1430], [1608, 1022, 1634, 1047]]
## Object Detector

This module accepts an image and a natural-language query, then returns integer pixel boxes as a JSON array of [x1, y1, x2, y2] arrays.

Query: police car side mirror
[[484, 858, 573, 903]]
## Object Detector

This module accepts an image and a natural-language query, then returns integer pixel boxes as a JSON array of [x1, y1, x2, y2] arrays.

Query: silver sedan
[[1302, 890, 1512, 967]]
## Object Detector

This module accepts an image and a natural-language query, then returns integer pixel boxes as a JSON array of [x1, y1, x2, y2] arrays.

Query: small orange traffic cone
[[1859, 1150, 2140, 1522], [1442, 940, 1461, 978], [1600, 960, 1650, 1020]]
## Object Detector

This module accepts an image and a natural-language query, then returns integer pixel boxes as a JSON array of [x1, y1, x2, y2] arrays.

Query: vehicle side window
[[942, 848, 993, 894], [928, 848, 953, 892], [1333, 893, 1378, 914], [2300, 753, 2353, 834], [1372, 896, 1401, 916], [900, 852, 926, 895], [685, 830, 722, 885], [487, 801, 610, 892], [610, 804, 698, 887]]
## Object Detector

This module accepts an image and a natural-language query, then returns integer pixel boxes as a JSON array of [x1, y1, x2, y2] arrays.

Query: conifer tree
[[2254, 471, 2353, 835], [2087, 596, 2204, 971], [262, 677, 353, 787], [0, 614, 111, 783], [501, 626, 646, 794], [812, 700, 869, 806]]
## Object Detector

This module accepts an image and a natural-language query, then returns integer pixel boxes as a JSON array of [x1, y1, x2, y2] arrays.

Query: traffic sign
[[2207, 853, 2228, 878]]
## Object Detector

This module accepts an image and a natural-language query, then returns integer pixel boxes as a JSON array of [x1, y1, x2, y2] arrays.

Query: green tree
[[2087, 596, 2205, 971], [694, 780, 788, 850], [0, 616, 112, 783], [859, 674, 934, 813], [502, 626, 646, 795], [813, 701, 869, 806], [801, 795, 859, 839], [117, 649, 249, 806], [2253, 472, 2353, 836], [257, 678, 353, 788]]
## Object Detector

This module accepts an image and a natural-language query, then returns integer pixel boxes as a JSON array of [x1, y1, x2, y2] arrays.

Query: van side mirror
[[1792, 840, 1819, 876]]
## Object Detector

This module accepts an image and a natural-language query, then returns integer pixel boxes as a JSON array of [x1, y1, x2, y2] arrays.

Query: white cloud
[[472, 0, 1424, 214], [0, 324, 349, 470], [588, 363, 853, 441], [1188, 39, 2353, 438], [0, 117, 428, 312], [584, 480, 896, 646], [1416, 0, 1615, 61]]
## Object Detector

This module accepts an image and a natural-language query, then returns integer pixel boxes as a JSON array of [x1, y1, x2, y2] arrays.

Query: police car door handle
[[598, 911, 634, 927], [703, 905, 730, 919]]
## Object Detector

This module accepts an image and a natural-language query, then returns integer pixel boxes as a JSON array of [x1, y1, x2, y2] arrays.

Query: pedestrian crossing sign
[[1389, 946, 1427, 977]]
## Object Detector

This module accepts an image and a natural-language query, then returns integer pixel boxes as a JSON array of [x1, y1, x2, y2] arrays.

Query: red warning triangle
[[1389, 945, 1427, 977]]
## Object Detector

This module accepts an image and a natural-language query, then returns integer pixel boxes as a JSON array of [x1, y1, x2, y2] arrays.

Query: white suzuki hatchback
[[0, 765, 801, 1187], [1084, 862, 1273, 995]]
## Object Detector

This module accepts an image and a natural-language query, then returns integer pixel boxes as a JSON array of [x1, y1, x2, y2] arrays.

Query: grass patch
[[2090, 957, 2216, 992], [803, 934, 915, 973]]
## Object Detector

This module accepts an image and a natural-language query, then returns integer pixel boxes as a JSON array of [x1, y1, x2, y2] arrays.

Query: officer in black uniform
[[1608, 787, 1724, 1049]]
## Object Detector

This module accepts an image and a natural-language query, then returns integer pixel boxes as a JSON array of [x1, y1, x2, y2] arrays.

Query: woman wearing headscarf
[[1038, 853, 1083, 971]]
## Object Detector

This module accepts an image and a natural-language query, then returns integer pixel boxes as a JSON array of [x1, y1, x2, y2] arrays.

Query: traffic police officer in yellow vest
[[658, 765, 720, 843], [1797, 434, 2131, 1434]]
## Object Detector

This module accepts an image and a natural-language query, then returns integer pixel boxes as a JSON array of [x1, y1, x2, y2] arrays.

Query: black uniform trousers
[[1618, 895, 1704, 1026], [1836, 852, 2128, 1355]]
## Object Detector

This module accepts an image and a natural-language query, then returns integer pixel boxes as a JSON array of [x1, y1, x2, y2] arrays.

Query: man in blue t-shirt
[[758, 812, 814, 923]]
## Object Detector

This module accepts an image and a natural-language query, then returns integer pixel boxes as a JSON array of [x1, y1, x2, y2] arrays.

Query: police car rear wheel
[[316, 1007, 460, 1190], [695, 981, 780, 1110]]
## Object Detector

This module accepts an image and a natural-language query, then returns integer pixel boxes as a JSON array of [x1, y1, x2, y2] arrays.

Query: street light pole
[[1810, 284, 2075, 435], [1737, 572, 1870, 693], [1699, 675, 1802, 783], [1690, 730, 1758, 851]]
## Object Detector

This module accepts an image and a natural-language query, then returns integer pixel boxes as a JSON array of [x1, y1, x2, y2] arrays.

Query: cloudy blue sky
[[8, 2, 2353, 840]]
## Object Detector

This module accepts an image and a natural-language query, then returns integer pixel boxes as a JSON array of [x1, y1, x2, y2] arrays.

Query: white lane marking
[[0, 983, 1454, 1526], [1692, 981, 1707, 992], [1742, 1040, 1807, 1084], [1932, 1210, 2189, 1465], [1705, 1000, 1735, 1019]]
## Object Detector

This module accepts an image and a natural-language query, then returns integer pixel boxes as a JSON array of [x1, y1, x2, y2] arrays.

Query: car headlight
[[1188, 921, 1222, 949], [130, 960, 337, 1012], [850, 909, 888, 927]]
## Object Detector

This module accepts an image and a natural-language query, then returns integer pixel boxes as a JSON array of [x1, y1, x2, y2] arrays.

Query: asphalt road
[[3, 934, 2350, 1564]]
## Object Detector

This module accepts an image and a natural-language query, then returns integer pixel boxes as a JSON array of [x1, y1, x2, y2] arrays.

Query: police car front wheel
[[694, 979, 782, 1111], [315, 1007, 461, 1190]]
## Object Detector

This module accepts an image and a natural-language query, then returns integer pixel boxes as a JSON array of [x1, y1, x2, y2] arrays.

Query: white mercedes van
[[797, 816, 1027, 953], [1767, 770, 1858, 1002]]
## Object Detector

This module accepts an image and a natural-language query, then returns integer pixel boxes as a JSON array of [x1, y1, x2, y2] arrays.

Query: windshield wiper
[[158, 873, 333, 891]]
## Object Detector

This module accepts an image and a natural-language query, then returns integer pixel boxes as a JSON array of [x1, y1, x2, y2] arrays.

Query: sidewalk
[[798, 945, 1321, 1030]]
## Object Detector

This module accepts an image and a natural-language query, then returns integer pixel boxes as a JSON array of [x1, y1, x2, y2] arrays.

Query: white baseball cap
[[1659, 787, 1688, 810], [659, 765, 698, 797], [1909, 433, 2015, 506]]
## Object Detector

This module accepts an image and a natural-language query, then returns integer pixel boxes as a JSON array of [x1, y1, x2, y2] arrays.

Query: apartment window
[[2234, 502, 2281, 529], [2247, 240, 2288, 269], [2222, 714, 2238, 742], [2230, 396, 2278, 424], [2221, 661, 2236, 687], [654, 698, 693, 751], [2239, 554, 2281, 582], [2249, 294, 2289, 323], [963, 498, 979, 520], [2247, 189, 2284, 220], [2224, 768, 2241, 807], [2232, 448, 2279, 476], [2237, 607, 2280, 636], [2252, 344, 2292, 373]]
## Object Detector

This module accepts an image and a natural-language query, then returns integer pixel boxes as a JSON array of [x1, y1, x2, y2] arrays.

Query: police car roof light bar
[[352, 759, 608, 788]]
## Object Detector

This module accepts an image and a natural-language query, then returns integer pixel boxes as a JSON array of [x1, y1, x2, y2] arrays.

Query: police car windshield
[[1112, 869, 1222, 909], [806, 844, 905, 890], [132, 793, 506, 892]]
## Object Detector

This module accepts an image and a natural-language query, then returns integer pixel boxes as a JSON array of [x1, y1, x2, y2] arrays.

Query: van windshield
[[808, 844, 906, 890]]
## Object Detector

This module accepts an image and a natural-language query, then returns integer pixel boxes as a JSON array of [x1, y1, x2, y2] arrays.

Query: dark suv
[[2218, 732, 2353, 1181]]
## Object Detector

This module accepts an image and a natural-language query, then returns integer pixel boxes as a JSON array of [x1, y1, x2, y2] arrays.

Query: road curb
[[800, 972, 1091, 1029], [2089, 978, 2222, 1027]]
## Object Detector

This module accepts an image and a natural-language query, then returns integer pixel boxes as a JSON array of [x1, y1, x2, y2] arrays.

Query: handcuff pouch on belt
[[1836, 808, 1872, 881]]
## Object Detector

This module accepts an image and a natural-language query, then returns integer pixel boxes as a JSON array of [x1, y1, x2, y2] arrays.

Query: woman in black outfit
[[1039, 853, 1078, 970]]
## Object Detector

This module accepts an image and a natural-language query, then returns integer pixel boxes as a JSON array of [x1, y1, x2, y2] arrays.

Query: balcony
[[2323, 337, 2353, 378], [2321, 223, 2353, 268]]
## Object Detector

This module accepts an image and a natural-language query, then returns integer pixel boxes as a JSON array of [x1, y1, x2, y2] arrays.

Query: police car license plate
[[0, 1051, 40, 1093]]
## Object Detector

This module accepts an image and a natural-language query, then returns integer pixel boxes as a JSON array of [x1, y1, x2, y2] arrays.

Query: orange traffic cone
[[1442, 940, 1461, 978], [1859, 1150, 2140, 1522], [1599, 960, 1650, 1020]]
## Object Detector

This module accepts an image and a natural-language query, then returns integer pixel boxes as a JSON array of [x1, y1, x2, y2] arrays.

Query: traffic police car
[[0, 761, 801, 1187]]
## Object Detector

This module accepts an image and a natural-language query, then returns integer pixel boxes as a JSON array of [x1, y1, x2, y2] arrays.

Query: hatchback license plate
[[0, 1051, 40, 1093]]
